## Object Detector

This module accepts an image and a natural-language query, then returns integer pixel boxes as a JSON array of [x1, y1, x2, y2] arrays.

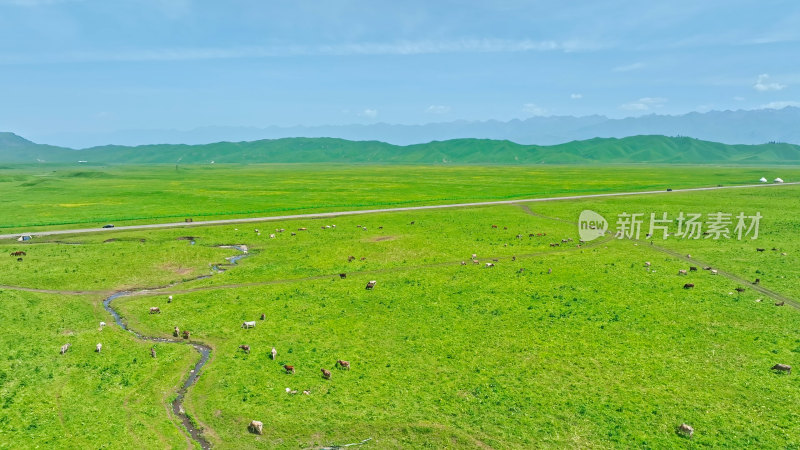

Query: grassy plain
[[1, 164, 799, 233], [2, 167, 800, 448]]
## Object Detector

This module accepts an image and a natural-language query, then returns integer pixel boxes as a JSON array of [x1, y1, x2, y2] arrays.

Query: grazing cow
[[182, 330, 190, 339], [678, 270, 687, 275], [271, 347, 277, 360], [167, 295, 173, 303], [735, 287, 746, 293], [360, 257, 366, 261], [512, 256, 516, 261], [710, 270, 718, 275], [547, 268, 552, 274], [174, 326, 180, 337], [782, 252, 788, 256], [260, 313, 266, 320], [703, 266, 712, 271], [410, 221, 415, 225], [291, 232, 296, 236], [99, 321, 106, 328], [676, 423, 694, 438], [686, 254, 691, 259], [644, 262, 651, 267], [775, 301, 785, 306], [549, 243, 559, 247], [10, 251, 26, 257], [284, 365, 295, 374], [149, 307, 161, 314], [270, 234, 276, 238], [321, 368, 332, 379], [151, 347, 157, 358], [772, 364, 792, 374], [239, 345, 250, 353], [485, 263, 495, 268], [472, 254, 477, 258], [518, 268, 525, 273], [529, 234, 535, 238], [242, 321, 256, 329], [336, 360, 350, 370], [689, 267, 698, 271], [16, 257, 22, 262], [60, 343, 71, 355], [348, 256, 355, 262], [303, 390, 310, 395], [460, 261, 466, 265], [248, 420, 264, 435], [683, 283, 695, 289], [491, 225, 498, 229], [503, 227, 508, 230], [96, 343, 102, 353], [298, 227, 307, 231], [472, 259, 479, 264], [340, 273, 347, 279], [366, 280, 377, 290], [753, 278, 760, 285], [516, 235, 522, 239], [757, 248, 765, 252]]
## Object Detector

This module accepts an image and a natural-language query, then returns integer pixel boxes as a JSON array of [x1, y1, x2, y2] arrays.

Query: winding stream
[[102, 244, 250, 449]]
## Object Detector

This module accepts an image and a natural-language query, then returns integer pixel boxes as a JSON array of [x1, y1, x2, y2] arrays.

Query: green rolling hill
[[1, 132, 799, 165]]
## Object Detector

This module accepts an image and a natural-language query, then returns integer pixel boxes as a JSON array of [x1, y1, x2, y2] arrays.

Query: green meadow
[[1, 164, 798, 233], [2, 167, 799, 448]]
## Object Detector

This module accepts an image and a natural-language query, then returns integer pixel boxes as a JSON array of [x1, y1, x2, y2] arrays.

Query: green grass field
[[1, 164, 798, 233], [2, 165, 800, 448]]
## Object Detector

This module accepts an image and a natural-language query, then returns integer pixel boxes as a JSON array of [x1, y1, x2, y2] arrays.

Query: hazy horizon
[[1, 0, 798, 142]]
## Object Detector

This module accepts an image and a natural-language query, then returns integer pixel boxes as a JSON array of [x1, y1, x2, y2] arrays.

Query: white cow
[[242, 321, 256, 329]]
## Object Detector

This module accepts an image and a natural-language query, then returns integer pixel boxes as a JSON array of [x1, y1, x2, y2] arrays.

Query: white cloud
[[570, 93, 583, 99], [620, 97, 667, 111], [522, 103, 547, 116], [0, 38, 608, 65], [760, 101, 800, 109], [753, 74, 786, 92], [425, 105, 451, 114], [613, 62, 645, 72], [360, 108, 378, 118]]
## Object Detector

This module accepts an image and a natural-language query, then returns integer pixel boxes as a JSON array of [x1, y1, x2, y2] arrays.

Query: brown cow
[[683, 283, 695, 289], [284, 365, 295, 374], [248, 420, 264, 435], [182, 330, 190, 339], [321, 368, 332, 379], [60, 343, 71, 355], [260, 313, 266, 320], [239, 345, 250, 353], [336, 360, 350, 370], [772, 364, 792, 374], [149, 307, 161, 314], [491, 225, 497, 229]]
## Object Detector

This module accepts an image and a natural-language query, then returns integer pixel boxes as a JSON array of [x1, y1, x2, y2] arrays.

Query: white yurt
[[759, 177, 768, 183], [775, 177, 784, 183]]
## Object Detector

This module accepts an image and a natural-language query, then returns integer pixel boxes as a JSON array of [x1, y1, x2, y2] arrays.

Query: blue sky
[[1, 0, 798, 138]]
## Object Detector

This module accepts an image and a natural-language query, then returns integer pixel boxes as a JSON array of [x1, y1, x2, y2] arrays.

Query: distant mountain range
[[2, 132, 800, 165], [27, 107, 800, 148]]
